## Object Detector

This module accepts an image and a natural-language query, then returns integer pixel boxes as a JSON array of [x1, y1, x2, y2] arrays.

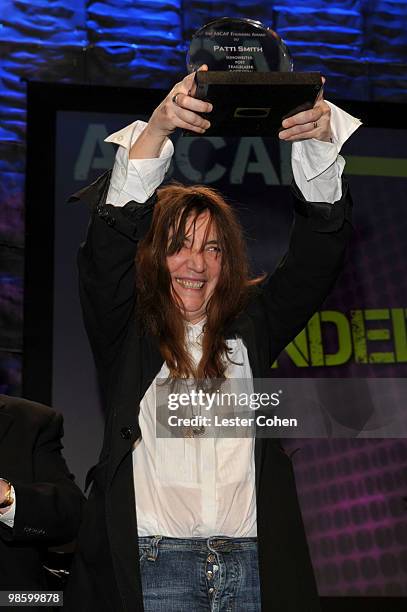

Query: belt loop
[[147, 535, 162, 562]]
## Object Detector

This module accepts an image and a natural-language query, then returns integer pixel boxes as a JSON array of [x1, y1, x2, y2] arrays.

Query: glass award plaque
[[187, 16, 293, 73], [185, 17, 322, 137]]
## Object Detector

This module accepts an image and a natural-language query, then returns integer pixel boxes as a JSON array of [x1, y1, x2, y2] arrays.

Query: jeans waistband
[[138, 535, 257, 553]]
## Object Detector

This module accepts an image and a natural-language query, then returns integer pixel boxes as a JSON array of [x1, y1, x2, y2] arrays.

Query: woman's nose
[[187, 248, 205, 272]]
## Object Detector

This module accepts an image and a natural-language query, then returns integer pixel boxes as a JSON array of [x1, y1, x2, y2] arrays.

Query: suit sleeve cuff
[[291, 178, 353, 232]]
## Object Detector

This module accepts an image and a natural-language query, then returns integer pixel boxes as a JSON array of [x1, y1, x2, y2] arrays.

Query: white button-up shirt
[[132, 320, 258, 537]]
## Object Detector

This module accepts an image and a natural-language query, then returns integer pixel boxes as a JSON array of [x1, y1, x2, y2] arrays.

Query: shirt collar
[[185, 318, 206, 344]]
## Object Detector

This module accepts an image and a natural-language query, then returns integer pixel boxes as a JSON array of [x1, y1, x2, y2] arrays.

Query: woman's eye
[[206, 245, 221, 253]]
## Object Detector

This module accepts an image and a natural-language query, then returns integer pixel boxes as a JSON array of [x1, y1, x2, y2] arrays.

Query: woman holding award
[[65, 20, 361, 612]]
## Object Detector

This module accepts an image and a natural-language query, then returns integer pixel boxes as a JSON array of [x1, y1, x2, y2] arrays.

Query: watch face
[[0, 479, 12, 508], [187, 17, 293, 74]]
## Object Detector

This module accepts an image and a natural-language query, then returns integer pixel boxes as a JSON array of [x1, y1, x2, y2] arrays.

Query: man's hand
[[278, 78, 332, 143]]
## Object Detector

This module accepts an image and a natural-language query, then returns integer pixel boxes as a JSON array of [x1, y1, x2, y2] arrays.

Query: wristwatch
[[0, 479, 14, 509]]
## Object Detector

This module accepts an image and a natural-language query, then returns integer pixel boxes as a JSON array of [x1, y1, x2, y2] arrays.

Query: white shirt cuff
[[0, 485, 15, 528], [291, 101, 362, 203], [105, 120, 174, 206]]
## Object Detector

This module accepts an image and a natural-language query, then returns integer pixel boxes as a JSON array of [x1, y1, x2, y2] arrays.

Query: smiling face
[[166, 211, 222, 324]]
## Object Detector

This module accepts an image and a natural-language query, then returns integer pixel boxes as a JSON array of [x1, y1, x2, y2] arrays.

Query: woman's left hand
[[278, 78, 332, 143]]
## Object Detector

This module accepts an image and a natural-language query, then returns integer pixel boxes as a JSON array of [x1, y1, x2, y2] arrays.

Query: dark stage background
[[20, 82, 407, 599]]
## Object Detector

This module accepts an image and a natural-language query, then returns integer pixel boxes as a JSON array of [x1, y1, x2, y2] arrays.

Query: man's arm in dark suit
[[0, 411, 85, 545]]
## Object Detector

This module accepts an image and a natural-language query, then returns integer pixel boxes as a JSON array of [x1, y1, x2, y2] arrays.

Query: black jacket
[[64, 170, 352, 612], [0, 394, 84, 590]]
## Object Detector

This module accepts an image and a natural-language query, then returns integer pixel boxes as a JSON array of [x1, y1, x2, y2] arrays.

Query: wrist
[[319, 133, 334, 143], [129, 122, 170, 160], [144, 121, 172, 142]]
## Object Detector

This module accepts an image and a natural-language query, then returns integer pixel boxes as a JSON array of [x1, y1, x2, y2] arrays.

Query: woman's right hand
[[130, 65, 212, 159], [148, 65, 212, 137]]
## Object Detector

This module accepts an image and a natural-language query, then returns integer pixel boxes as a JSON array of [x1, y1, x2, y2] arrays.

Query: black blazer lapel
[[224, 313, 266, 495]]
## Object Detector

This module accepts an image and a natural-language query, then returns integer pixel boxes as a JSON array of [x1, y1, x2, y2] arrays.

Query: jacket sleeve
[[248, 178, 353, 364], [70, 170, 157, 379], [0, 413, 85, 546]]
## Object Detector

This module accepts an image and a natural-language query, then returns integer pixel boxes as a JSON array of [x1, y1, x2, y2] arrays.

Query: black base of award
[[185, 71, 322, 137]]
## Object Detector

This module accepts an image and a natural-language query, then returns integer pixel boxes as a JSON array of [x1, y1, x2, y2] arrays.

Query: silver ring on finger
[[172, 93, 180, 106], [313, 121, 318, 129]]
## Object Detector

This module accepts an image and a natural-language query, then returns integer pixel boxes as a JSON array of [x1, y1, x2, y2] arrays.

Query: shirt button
[[105, 214, 116, 227], [117, 135, 123, 141], [207, 554, 215, 562]]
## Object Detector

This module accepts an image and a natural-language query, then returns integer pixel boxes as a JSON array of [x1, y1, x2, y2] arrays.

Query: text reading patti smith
[[166, 389, 297, 429]]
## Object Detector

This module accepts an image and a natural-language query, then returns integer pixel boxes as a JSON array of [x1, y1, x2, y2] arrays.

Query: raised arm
[[71, 68, 213, 379], [250, 179, 353, 365], [248, 90, 360, 363]]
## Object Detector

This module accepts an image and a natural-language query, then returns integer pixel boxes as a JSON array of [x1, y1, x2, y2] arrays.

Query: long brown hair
[[135, 183, 263, 379]]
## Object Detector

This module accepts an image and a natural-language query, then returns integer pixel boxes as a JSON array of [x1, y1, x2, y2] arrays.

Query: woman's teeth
[[176, 278, 205, 289]]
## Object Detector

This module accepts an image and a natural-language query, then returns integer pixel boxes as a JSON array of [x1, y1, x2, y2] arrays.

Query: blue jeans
[[138, 536, 261, 612]]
